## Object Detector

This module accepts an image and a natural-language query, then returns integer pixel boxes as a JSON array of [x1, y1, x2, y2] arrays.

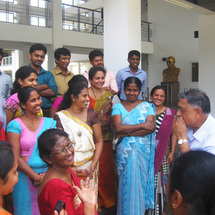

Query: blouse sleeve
[[3, 95, 18, 112], [91, 110, 100, 125], [111, 103, 121, 116], [6, 120, 21, 134], [147, 103, 156, 116], [39, 180, 80, 215]]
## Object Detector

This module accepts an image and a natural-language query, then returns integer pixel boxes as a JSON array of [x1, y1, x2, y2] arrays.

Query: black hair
[[88, 67, 106, 81], [38, 129, 69, 166], [124, 77, 141, 92], [11, 66, 38, 95], [68, 75, 88, 88], [128, 50, 140, 59], [168, 150, 215, 215], [29, 43, 47, 54], [54, 48, 71, 60], [59, 82, 88, 111], [0, 141, 15, 183], [179, 88, 210, 114], [150, 85, 166, 97], [89, 49, 103, 62], [18, 86, 39, 109], [0, 48, 4, 57]]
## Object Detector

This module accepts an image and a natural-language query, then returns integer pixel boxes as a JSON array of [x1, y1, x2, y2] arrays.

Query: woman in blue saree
[[112, 77, 156, 215], [6, 87, 56, 215]]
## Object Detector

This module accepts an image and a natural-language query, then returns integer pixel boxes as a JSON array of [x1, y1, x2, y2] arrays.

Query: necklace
[[24, 114, 39, 131], [91, 87, 104, 115]]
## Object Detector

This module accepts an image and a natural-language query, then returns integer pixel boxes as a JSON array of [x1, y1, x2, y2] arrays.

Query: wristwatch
[[178, 139, 188, 145]]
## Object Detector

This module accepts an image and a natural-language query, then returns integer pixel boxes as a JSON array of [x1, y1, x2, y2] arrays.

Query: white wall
[[147, 0, 199, 93], [199, 14, 215, 116]]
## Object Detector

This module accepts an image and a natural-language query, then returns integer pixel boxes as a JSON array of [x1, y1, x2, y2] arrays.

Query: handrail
[[90, 19, 103, 33]]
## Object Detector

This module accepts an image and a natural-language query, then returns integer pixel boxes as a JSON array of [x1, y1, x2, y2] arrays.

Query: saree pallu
[[56, 111, 98, 185], [12, 117, 56, 215], [89, 91, 117, 208], [114, 102, 156, 215]]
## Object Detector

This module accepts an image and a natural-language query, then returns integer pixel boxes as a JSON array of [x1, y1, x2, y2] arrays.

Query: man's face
[[176, 98, 197, 128], [55, 55, 71, 70], [128, 55, 140, 69], [29, 50, 45, 68], [90, 56, 104, 67], [167, 58, 175, 69]]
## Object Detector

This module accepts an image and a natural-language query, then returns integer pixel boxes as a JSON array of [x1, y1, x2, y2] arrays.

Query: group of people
[[0, 44, 215, 215]]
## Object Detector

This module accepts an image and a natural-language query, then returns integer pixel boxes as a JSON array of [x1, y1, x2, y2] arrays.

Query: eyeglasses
[[52, 142, 74, 156]]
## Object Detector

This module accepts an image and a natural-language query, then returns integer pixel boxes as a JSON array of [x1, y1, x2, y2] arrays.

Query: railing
[[62, 4, 103, 34], [0, 0, 51, 27], [141, 21, 152, 42], [2, 56, 12, 66]]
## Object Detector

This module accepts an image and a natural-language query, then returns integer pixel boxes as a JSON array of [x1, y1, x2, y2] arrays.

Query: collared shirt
[[51, 66, 74, 98], [0, 71, 13, 100], [84, 70, 118, 93], [37, 66, 58, 109], [116, 66, 147, 100], [187, 114, 215, 155]]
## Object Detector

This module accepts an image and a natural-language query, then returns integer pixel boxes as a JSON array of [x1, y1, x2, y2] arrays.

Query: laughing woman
[[6, 87, 56, 215], [112, 77, 156, 215]]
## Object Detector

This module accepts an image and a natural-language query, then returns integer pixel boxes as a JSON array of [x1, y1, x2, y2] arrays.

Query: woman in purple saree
[[150, 86, 176, 215]]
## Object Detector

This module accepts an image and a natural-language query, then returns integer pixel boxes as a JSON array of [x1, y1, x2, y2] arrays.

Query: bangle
[[171, 151, 175, 155], [128, 133, 130, 137]]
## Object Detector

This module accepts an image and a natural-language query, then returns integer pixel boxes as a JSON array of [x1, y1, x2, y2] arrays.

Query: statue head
[[167, 56, 175, 69]]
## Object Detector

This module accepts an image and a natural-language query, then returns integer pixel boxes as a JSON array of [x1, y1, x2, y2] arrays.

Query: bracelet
[[178, 139, 188, 145], [171, 151, 175, 155]]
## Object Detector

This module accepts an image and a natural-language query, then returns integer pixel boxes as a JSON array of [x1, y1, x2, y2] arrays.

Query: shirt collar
[[125, 66, 141, 75], [55, 66, 71, 76], [193, 114, 211, 143]]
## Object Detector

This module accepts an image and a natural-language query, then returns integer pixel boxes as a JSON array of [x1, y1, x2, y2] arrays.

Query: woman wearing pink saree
[[150, 86, 176, 215], [6, 87, 56, 215]]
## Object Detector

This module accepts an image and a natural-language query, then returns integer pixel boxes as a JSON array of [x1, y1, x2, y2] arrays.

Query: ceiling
[[186, 0, 215, 11]]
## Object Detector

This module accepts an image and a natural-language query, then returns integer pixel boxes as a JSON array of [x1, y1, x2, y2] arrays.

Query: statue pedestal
[[161, 82, 179, 108]]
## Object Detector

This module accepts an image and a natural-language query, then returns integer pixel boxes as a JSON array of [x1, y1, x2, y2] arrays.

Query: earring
[[172, 203, 175, 208]]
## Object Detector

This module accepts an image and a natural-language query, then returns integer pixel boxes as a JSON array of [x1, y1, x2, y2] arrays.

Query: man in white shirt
[[173, 88, 215, 155], [84, 49, 118, 95]]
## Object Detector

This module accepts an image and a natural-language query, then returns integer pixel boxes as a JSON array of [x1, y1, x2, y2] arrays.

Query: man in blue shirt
[[0, 48, 12, 128], [29, 44, 57, 116], [116, 50, 147, 101]]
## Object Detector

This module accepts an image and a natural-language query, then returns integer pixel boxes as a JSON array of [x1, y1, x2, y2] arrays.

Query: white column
[[48, 1, 63, 70], [103, 0, 142, 75], [199, 14, 215, 116]]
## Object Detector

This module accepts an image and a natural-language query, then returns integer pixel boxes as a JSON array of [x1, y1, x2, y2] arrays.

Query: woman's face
[[22, 90, 42, 114], [124, 83, 140, 102], [90, 71, 105, 89], [72, 87, 89, 109], [50, 136, 74, 168], [150, 89, 165, 107], [1, 157, 18, 195], [19, 73, 38, 88]]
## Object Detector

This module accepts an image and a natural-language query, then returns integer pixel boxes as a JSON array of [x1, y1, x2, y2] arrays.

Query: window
[[30, 0, 46, 8], [31, 16, 46, 27], [0, 11, 16, 23]]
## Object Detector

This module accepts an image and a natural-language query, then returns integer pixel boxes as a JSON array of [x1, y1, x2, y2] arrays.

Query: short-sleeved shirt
[[116, 66, 147, 100], [54, 109, 99, 129], [51, 66, 74, 98], [187, 114, 215, 155], [36, 66, 58, 109]]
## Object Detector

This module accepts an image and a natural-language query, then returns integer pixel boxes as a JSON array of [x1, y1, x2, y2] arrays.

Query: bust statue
[[163, 56, 180, 82]]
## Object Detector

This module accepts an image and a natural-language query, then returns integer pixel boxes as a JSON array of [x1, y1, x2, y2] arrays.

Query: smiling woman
[[6, 87, 56, 215], [4, 66, 42, 126], [112, 77, 156, 215], [37, 129, 97, 215]]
